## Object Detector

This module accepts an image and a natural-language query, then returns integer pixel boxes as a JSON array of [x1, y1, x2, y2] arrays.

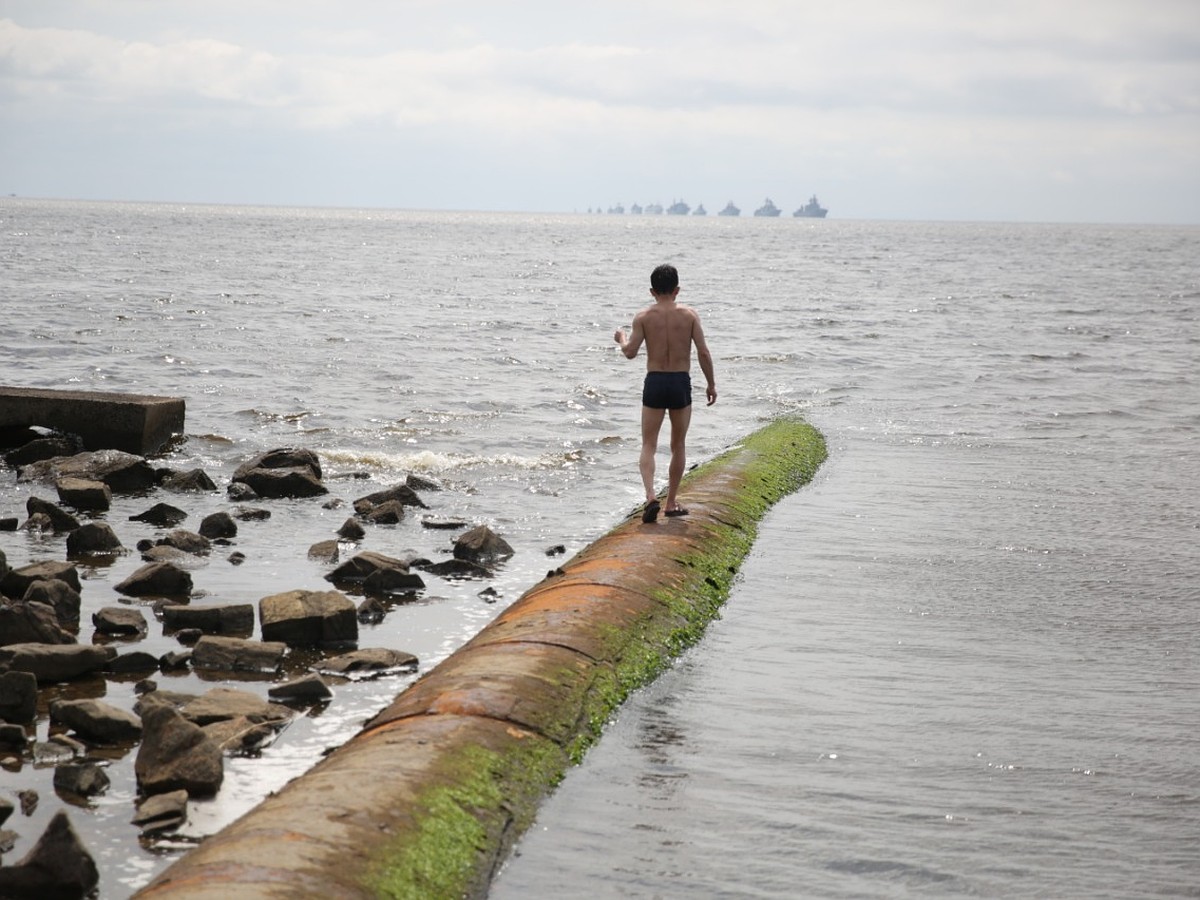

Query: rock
[[190, 635, 287, 674], [134, 689, 198, 716], [268, 673, 333, 704], [363, 567, 426, 594], [173, 628, 203, 646], [0, 560, 81, 601], [92, 606, 148, 636], [107, 650, 160, 674], [422, 558, 493, 579], [361, 499, 406, 524], [156, 529, 211, 555], [235, 466, 327, 499], [24, 496, 80, 533], [325, 550, 413, 587], [357, 596, 386, 623], [0, 518, 16, 531], [314, 647, 419, 679], [202, 716, 285, 755], [232, 506, 271, 521], [0, 601, 75, 646], [49, 698, 142, 744], [139, 545, 191, 565], [19, 448, 157, 492], [20, 511, 53, 532], [161, 603, 255, 637], [228, 551, 246, 566], [0, 796, 11, 826], [546, 544, 567, 556], [307, 540, 339, 563], [53, 762, 111, 798], [353, 483, 428, 515], [65, 521, 125, 557], [114, 561, 192, 598], [198, 511, 237, 539], [160, 468, 217, 491], [55, 476, 111, 512], [0, 643, 117, 683], [20, 579, 82, 628], [131, 789, 188, 833], [0, 723, 27, 750], [234, 447, 323, 480], [232, 448, 326, 499], [180, 687, 292, 727], [0, 809, 98, 899], [159, 649, 192, 670], [405, 472, 442, 492], [4, 433, 82, 467], [128, 502, 188, 527], [226, 481, 258, 501], [18, 789, 37, 816], [421, 516, 471, 530], [336, 517, 365, 540], [0, 671, 38, 722], [135, 703, 223, 797], [453, 524, 514, 564], [259, 590, 357, 648]]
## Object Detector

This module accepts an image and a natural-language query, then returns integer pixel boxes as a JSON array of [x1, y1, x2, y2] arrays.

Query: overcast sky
[[2, 1, 1197, 222]]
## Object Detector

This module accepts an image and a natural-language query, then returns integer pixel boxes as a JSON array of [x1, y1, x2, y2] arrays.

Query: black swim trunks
[[642, 371, 692, 410]]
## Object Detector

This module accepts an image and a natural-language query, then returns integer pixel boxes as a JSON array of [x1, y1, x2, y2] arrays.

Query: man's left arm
[[615, 314, 645, 359]]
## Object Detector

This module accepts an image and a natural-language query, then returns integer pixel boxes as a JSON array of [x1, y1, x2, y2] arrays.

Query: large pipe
[[135, 417, 826, 899]]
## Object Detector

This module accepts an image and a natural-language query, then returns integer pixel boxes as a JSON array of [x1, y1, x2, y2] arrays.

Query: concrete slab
[[0, 386, 185, 456]]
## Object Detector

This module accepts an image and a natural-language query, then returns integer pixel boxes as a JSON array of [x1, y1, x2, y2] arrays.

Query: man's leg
[[640, 406, 666, 503], [664, 405, 692, 511]]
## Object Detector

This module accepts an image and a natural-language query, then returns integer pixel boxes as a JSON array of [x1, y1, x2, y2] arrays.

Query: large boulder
[[135, 703, 223, 797], [0, 809, 98, 899], [18, 449, 157, 492], [66, 521, 125, 558], [259, 590, 357, 648], [161, 603, 254, 637], [0, 560, 81, 601], [0, 601, 75, 646], [114, 561, 192, 598], [55, 476, 111, 512], [453, 524, 514, 565], [232, 448, 326, 499], [50, 698, 142, 744], [190, 636, 288, 674], [0, 643, 117, 683]]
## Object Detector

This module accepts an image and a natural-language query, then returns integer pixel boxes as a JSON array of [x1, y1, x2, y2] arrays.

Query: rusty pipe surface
[[135, 418, 826, 899]]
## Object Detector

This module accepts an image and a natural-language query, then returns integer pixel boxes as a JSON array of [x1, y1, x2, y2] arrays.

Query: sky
[[1, 0, 1198, 223]]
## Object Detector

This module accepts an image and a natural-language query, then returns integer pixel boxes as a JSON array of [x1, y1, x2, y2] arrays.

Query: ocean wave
[[320, 447, 585, 473]]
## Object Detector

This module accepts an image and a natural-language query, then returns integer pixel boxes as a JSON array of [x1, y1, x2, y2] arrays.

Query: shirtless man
[[614, 264, 717, 523]]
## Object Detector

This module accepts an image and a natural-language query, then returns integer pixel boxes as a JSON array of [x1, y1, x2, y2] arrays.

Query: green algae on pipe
[[135, 417, 827, 900]]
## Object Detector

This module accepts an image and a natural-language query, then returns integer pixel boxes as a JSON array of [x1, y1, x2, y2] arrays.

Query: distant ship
[[608, 203, 625, 214], [793, 195, 828, 218], [718, 201, 740, 216], [693, 204, 707, 215], [630, 203, 643, 214], [753, 198, 782, 217], [667, 199, 690, 215], [644, 202, 664, 214]]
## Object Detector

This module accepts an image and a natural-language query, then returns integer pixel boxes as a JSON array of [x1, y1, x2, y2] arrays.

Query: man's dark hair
[[650, 264, 679, 295]]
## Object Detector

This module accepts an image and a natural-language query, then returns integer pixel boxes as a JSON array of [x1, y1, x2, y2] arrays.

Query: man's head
[[650, 264, 679, 296]]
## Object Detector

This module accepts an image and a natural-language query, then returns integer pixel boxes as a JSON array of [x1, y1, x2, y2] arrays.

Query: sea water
[[1, 199, 1197, 897]]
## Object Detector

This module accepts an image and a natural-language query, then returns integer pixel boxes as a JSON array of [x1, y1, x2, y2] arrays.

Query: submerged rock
[[114, 561, 192, 598], [453, 524, 514, 565]]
